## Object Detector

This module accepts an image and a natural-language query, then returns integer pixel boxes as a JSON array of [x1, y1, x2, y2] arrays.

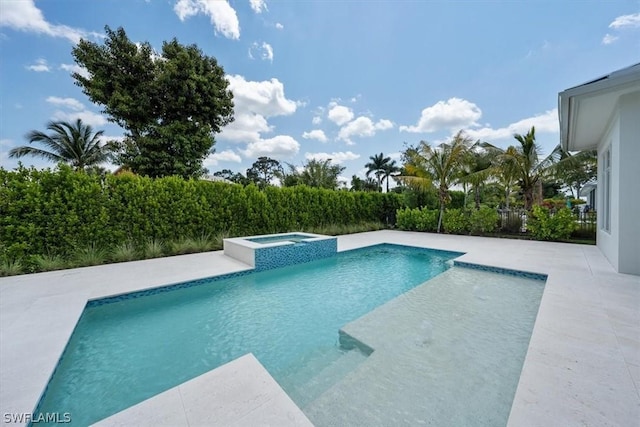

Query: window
[[602, 146, 611, 232]]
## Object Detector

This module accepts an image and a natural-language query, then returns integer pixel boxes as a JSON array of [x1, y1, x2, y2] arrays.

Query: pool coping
[[1, 231, 638, 426]]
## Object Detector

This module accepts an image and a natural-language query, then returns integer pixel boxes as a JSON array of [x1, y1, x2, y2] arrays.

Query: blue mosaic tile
[[254, 238, 337, 271], [453, 260, 547, 281], [86, 269, 254, 307]]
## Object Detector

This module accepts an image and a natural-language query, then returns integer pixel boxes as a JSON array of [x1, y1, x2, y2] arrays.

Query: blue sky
[[1, 0, 638, 185]]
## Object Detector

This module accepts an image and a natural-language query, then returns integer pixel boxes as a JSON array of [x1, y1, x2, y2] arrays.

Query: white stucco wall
[[597, 92, 640, 275], [597, 113, 619, 272], [617, 92, 640, 275]]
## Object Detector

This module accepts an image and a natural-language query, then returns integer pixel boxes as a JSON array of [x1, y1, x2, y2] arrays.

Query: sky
[[1, 0, 638, 186]]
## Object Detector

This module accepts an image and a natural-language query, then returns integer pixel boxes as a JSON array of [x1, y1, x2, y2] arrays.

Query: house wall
[[597, 112, 620, 271], [616, 92, 640, 275], [597, 92, 640, 275]]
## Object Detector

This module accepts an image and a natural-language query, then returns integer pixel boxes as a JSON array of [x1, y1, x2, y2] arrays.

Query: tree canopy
[[71, 26, 234, 178], [246, 157, 283, 189]]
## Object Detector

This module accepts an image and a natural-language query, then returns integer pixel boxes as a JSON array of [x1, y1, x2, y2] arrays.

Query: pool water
[[247, 233, 311, 244], [34, 244, 462, 426]]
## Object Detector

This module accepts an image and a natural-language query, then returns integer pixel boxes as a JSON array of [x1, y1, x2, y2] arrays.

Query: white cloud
[[388, 152, 402, 160], [304, 151, 360, 164], [375, 119, 394, 130], [462, 108, 559, 141], [312, 116, 322, 125], [275, 22, 284, 30], [60, 63, 90, 78], [46, 96, 84, 111], [302, 129, 328, 142], [219, 113, 272, 143], [609, 13, 640, 29], [225, 74, 297, 118], [327, 104, 354, 125], [0, 0, 99, 44], [250, 0, 268, 14], [204, 149, 242, 167], [26, 58, 50, 72], [219, 75, 300, 160], [46, 96, 107, 127], [602, 34, 620, 45], [174, 0, 240, 40], [243, 135, 300, 159], [52, 110, 107, 127], [249, 42, 274, 62], [400, 98, 482, 133], [337, 117, 394, 144]]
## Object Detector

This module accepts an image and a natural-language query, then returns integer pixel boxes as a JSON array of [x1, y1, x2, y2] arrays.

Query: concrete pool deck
[[1, 230, 638, 426]]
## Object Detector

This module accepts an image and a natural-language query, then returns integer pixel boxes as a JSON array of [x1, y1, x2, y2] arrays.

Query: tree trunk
[[524, 188, 534, 210], [474, 185, 481, 210], [437, 203, 444, 233], [462, 183, 468, 209], [505, 187, 511, 210]]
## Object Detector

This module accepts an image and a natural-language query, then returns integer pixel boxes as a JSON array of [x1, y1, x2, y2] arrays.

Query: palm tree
[[9, 119, 114, 170], [482, 126, 547, 210], [458, 146, 494, 210], [365, 153, 392, 191], [544, 145, 597, 199], [399, 131, 472, 232], [382, 160, 400, 192]]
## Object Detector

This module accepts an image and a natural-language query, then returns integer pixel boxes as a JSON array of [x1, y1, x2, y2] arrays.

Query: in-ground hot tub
[[223, 232, 337, 271]]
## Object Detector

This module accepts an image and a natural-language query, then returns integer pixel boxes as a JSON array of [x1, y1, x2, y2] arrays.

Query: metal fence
[[497, 209, 596, 239]]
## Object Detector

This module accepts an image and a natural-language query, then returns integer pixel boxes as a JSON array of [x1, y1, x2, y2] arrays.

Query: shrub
[[396, 208, 438, 232], [527, 206, 576, 241], [0, 259, 23, 277], [396, 207, 419, 231], [111, 241, 138, 262], [169, 237, 200, 255], [73, 244, 108, 267], [142, 239, 164, 258], [31, 254, 67, 272], [469, 207, 499, 235], [416, 209, 438, 232], [442, 209, 469, 234]]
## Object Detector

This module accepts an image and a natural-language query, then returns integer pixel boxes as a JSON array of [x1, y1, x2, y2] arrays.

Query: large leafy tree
[[246, 157, 283, 189], [299, 159, 346, 189], [71, 26, 234, 178], [400, 131, 472, 232], [9, 119, 114, 171], [365, 153, 392, 191]]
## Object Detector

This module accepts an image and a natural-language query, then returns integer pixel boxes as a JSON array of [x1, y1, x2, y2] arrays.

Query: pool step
[[279, 348, 369, 409]]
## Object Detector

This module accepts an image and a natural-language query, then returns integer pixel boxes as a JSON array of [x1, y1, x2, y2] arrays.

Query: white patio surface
[[1, 230, 638, 426]]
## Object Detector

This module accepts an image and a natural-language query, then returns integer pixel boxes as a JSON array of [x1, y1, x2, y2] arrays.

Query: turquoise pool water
[[247, 233, 311, 244], [34, 244, 462, 426]]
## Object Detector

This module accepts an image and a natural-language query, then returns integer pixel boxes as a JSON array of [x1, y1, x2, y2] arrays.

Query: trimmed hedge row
[[396, 207, 500, 235], [397, 205, 577, 240], [0, 166, 401, 260]]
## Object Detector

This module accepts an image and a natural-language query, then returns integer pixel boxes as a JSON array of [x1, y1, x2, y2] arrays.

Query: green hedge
[[0, 166, 401, 260], [527, 206, 576, 241]]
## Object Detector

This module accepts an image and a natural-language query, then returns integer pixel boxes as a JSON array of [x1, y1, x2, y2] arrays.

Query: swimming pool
[[33, 244, 462, 426]]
